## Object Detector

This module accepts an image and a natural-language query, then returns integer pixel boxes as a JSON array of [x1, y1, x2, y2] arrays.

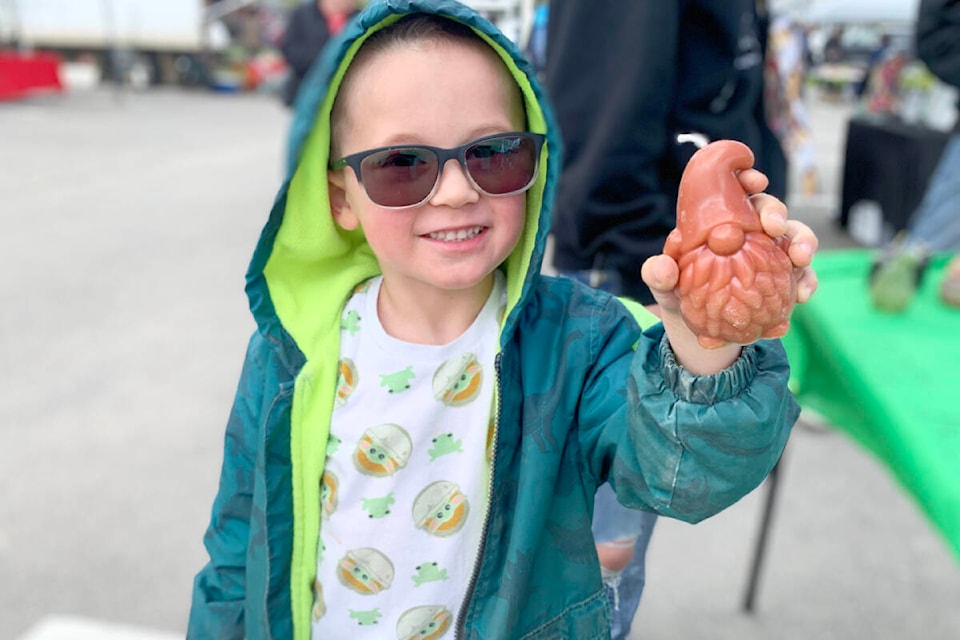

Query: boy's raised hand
[[641, 168, 819, 375]]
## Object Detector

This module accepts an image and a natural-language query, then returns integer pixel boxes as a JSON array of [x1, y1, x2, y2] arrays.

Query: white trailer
[[0, 0, 261, 85], [0, 0, 205, 52]]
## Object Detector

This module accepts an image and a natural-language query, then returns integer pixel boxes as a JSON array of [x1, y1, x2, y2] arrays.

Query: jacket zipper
[[454, 352, 503, 639]]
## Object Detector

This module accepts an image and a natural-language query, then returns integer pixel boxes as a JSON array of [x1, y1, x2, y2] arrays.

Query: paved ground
[[1, 86, 958, 640], [1, 87, 283, 640]]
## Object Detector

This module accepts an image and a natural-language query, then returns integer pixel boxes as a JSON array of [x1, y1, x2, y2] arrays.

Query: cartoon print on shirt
[[349, 607, 382, 626], [485, 419, 496, 462], [336, 548, 395, 595], [396, 605, 453, 640], [353, 423, 413, 477], [353, 280, 372, 294], [432, 353, 483, 407], [326, 432, 342, 456], [428, 433, 463, 461], [380, 365, 415, 393], [412, 481, 470, 537], [315, 280, 500, 633], [320, 471, 338, 519], [335, 358, 359, 409], [411, 562, 448, 587], [362, 492, 395, 518], [341, 309, 362, 336], [311, 580, 325, 621]]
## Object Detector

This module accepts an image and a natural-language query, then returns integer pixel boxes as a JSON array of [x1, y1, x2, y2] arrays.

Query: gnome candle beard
[[663, 140, 796, 349]]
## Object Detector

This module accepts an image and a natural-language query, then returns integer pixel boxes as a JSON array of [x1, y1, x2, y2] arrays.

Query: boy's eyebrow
[[374, 125, 525, 148]]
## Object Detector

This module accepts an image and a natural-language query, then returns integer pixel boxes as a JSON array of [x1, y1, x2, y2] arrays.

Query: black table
[[839, 117, 950, 233]]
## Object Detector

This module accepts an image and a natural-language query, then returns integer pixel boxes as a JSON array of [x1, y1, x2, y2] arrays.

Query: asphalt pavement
[[1, 86, 957, 640]]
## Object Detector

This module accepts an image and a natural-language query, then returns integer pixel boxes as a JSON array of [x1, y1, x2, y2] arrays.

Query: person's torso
[[247, 276, 633, 638]]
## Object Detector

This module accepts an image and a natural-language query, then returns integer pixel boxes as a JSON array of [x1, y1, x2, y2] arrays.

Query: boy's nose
[[429, 158, 480, 208]]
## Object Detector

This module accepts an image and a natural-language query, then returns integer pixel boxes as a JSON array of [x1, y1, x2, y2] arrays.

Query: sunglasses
[[330, 132, 546, 209]]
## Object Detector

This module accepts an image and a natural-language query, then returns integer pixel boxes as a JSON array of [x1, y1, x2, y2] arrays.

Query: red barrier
[[0, 51, 64, 100]]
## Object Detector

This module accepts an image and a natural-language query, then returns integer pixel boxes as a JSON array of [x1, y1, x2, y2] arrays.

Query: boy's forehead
[[335, 37, 524, 139], [351, 36, 511, 87]]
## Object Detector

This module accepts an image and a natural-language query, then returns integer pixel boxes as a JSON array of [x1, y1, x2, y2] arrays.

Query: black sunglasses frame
[[329, 131, 546, 209]]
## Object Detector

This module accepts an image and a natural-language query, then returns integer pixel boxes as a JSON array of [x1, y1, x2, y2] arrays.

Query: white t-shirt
[[311, 272, 505, 639]]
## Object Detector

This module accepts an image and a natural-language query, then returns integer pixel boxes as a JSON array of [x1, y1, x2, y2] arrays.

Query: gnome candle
[[663, 140, 797, 349]]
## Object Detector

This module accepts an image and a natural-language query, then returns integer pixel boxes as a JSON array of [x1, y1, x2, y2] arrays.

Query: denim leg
[[908, 133, 960, 252], [592, 483, 658, 640], [606, 513, 657, 640]]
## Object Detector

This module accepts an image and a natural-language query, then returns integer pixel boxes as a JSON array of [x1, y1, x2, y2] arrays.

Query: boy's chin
[[425, 272, 497, 293], [387, 270, 499, 296]]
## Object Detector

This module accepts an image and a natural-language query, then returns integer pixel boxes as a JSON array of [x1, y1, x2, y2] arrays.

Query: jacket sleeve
[[188, 332, 269, 639], [579, 299, 797, 523], [916, 0, 960, 88]]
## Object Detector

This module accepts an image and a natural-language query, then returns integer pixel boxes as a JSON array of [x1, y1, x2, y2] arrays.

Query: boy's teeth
[[429, 226, 484, 242]]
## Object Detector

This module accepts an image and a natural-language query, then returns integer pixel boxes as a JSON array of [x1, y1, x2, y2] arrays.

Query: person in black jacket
[[280, 0, 359, 107], [545, 0, 786, 308], [543, 2, 787, 638], [869, 0, 960, 311]]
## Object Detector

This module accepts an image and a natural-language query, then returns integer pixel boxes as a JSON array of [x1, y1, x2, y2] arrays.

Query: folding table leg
[[742, 455, 783, 613]]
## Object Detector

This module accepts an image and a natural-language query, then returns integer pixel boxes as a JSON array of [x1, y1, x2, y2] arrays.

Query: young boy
[[188, 1, 820, 638]]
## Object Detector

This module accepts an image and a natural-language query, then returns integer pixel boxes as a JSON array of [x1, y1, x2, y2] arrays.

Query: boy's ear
[[328, 169, 360, 230]]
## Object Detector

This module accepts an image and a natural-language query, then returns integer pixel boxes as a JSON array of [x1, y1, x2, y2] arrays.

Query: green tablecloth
[[782, 249, 960, 562]]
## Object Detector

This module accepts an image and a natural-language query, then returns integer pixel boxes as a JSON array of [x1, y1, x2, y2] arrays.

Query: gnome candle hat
[[669, 141, 760, 256], [663, 140, 797, 349]]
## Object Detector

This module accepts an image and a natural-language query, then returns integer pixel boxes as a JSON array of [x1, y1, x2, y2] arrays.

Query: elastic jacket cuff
[[658, 332, 758, 404]]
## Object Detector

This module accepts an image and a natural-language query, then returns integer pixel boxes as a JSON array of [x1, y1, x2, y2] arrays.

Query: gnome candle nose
[[663, 140, 797, 349]]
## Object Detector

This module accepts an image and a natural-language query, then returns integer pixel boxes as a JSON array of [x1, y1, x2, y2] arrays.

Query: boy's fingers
[[641, 255, 679, 292], [750, 198, 821, 270], [736, 168, 769, 194], [641, 255, 682, 313], [796, 267, 819, 303], [751, 193, 789, 236], [780, 219, 818, 267]]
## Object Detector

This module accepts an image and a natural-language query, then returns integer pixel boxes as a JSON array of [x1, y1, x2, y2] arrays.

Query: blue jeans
[[909, 133, 960, 252], [592, 484, 658, 639], [558, 269, 659, 640]]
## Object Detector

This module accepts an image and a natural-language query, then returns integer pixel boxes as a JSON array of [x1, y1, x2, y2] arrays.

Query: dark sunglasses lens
[[360, 148, 439, 207], [465, 135, 539, 195]]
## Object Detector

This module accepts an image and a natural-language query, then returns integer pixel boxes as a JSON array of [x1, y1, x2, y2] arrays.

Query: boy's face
[[329, 39, 527, 299]]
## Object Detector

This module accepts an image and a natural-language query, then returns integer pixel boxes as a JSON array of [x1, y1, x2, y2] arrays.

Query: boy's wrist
[[660, 312, 742, 375]]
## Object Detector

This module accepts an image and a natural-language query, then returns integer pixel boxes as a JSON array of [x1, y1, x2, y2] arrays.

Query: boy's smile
[[425, 225, 485, 243], [328, 37, 527, 326]]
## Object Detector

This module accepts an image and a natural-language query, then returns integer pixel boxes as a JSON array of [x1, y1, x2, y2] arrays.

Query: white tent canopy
[[800, 0, 920, 25]]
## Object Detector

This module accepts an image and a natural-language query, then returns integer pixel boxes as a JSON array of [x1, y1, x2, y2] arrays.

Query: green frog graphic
[[349, 608, 382, 626], [428, 433, 463, 461], [412, 562, 448, 587], [362, 492, 395, 519], [341, 309, 362, 336], [380, 366, 415, 393]]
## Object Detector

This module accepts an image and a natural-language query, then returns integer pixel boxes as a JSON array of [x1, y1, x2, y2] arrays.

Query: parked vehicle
[[0, 0, 237, 86]]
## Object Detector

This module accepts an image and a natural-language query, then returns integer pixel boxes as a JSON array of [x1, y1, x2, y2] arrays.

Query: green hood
[[246, 0, 560, 368]]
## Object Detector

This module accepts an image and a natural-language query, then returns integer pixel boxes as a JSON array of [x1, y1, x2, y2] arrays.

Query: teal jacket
[[188, 1, 799, 638]]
